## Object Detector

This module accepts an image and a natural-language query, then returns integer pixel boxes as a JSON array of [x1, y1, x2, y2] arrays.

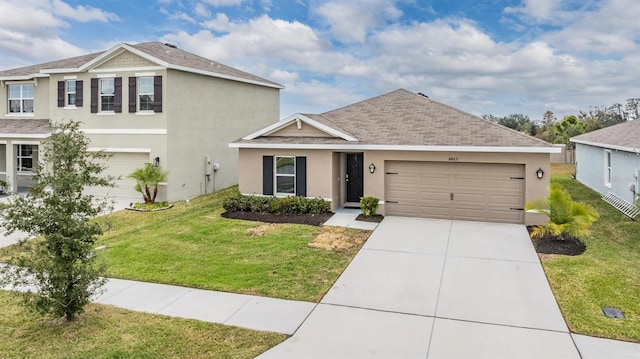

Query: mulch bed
[[527, 226, 587, 256], [221, 211, 334, 226], [355, 214, 384, 223]]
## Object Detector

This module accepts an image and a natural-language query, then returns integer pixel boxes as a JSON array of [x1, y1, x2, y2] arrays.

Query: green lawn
[[543, 165, 640, 342], [0, 291, 284, 359], [91, 186, 369, 302]]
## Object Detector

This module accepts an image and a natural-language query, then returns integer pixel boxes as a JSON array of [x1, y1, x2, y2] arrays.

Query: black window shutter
[[128, 77, 137, 113], [57, 81, 64, 107], [114, 77, 122, 113], [263, 156, 274, 195], [90, 78, 98, 113], [153, 75, 162, 113], [76, 80, 83, 107], [295, 157, 307, 197]]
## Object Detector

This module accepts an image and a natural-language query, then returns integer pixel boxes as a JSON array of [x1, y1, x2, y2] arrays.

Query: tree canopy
[[0, 120, 114, 321]]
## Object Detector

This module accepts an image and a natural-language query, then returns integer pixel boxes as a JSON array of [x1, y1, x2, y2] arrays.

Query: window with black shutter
[[153, 75, 162, 113], [57, 81, 64, 107]]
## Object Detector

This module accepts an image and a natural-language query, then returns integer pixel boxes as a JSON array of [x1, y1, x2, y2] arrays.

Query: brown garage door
[[385, 161, 525, 224]]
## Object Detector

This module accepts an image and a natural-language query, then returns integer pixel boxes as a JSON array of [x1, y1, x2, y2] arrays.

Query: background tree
[[128, 163, 168, 204], [0, 121, 114, 321], [484, 113, 539, 136]]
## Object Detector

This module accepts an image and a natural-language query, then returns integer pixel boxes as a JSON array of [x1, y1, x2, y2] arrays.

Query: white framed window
[[17, 144, 35, 173], [275, 156, 295, 195], [604, 150, 612, 188], [8, 84, 34, 114], [100, 78, 114, 112], [138, 77, 154, 112], [66, 79, 76, 106]]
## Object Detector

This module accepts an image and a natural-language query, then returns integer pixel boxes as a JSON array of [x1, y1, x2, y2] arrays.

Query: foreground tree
[[526, 183, 599, 240], [128, 163, 168, 204], [0, 121, 114, 321]]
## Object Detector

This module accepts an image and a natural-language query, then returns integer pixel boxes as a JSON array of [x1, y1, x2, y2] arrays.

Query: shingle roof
[[0, 42, 281, 88], [0, 119, 50, 136], [571, 119, 640, 151], [0, 52, 101, 77], [242, 89, 552, 148], [129, 43, 280, 87]]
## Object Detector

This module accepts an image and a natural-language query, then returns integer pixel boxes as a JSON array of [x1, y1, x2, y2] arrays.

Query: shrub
[[525, 183, 599, 240], [222, 193, 330, 215], [360, 196, 379, 217], [307, 197, 331, 214], [271, 196, 300, 215]]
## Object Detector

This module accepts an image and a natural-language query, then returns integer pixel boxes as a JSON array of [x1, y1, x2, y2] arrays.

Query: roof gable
[[243, 114, 358, 142], [571, 119, 640, 152], [93, 50, 157, 70]]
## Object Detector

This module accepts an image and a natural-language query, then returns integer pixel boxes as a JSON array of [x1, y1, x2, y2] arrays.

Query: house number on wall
[[448, 157, 459, 161]]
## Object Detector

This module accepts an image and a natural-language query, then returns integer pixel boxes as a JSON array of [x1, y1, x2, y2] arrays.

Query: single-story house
[[230, 89, 559, 225], [571, 119, 640, 207]]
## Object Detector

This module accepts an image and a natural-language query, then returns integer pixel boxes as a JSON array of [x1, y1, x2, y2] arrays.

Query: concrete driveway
[[258, 217, 581, 359]]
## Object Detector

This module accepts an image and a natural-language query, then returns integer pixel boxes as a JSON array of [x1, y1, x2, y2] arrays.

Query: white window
[[604, 150, 612, 188], [8, 84, 34, 114], [66, 80, 76, 106], [100, 78, 114, 111], [138, 77, 154, 111], [275, 156, 295, 195], [17, 144, 35, 172]]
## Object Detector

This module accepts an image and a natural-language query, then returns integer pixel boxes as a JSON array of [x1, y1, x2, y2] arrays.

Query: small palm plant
[[526, 183, 599, 240], [128, 163, 168, 204]]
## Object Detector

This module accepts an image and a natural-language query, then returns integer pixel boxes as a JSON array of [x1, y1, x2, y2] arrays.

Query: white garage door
[[84, 152, 150, 200], [385, 161, 525, 224]]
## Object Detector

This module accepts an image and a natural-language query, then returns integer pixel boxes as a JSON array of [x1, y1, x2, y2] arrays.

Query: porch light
[[369, 163, 376, 173], [536, 167, 544, 179], [153, 157, 160, 167]]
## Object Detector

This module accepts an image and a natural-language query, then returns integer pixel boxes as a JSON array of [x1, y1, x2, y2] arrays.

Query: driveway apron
[[258, 216, 581, 359]]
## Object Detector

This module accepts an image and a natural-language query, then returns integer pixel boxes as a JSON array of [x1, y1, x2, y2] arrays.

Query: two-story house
[[0, 42, 281, 203]]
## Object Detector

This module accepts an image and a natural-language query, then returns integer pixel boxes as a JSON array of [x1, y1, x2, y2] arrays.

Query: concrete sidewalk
[[94, 278, 315, 335]]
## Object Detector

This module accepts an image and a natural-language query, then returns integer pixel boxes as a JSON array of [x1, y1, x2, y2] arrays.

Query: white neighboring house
[[571, 120, 640, 207], [0, 42, 281, 203]]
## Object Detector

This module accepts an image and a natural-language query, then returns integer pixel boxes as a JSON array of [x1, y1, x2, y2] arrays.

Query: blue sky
[[1, 0, 639, 121]]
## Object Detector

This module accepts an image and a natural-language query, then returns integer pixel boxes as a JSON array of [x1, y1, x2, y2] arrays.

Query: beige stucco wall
[[238, 147, 550, 225], [238, 148, 334, 200], [47, 69, 169, 130], [167, 70, 279, 201]]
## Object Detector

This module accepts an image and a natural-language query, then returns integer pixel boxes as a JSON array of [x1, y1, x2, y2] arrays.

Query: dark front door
[[346, 153, 364, 202]]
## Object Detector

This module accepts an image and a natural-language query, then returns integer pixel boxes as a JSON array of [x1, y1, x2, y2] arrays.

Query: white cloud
[[194, 2, 211, 17], [160, 7, 196, 23], [0, 0, 118, 69], [543, 0, 640, 55], [51, 0, 120, 23], [201, 13, 232, 32], [202, 0, 243, 6], [504, 0, 560, 23], [315, 0, 402, 43]]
